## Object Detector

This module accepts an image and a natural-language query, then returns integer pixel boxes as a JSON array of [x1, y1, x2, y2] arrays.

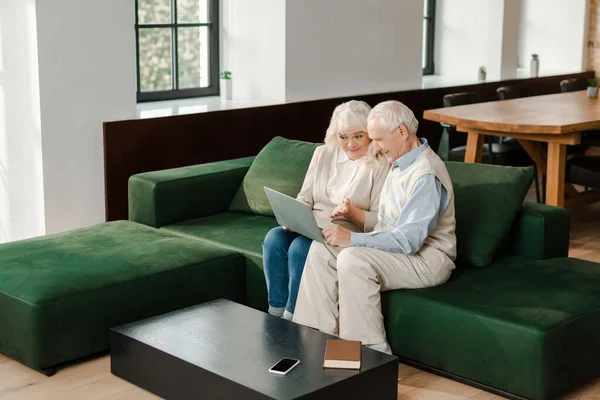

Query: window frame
[[135, 0, 220, 103], [423, 0, 436, 76]]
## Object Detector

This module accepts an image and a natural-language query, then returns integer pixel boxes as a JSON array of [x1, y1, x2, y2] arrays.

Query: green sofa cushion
[[383, 256, 600, 400], [0, 221, 246, 369], [229, 136, 320, 216], [446, 162, 534, 267], [161, 212, 279, 311]]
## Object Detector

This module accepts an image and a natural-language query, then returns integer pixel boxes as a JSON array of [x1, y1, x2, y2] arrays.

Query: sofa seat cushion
[[445, 162, 533, 267], [0, 221, 246, 370], [229, 136, 320, 216], [383, 256, 600, 399], [161, 212, 279, 310], [161, 212, 278, 257]]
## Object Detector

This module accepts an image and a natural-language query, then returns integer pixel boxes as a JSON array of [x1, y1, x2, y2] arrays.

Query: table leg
[[517, 139, 546, 171], [464, 132, 484, 163], [546, 143, 566, 207], [518, 139, 580, 200]]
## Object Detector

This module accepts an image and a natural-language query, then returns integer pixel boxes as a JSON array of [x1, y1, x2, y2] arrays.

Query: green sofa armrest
[[129, 157, 255, 228], [505, 202, 570, 260]]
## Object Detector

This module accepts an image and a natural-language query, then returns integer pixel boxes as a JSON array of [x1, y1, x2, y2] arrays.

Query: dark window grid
[[135, 0, 220, 102], [423, 0, 436, 75]]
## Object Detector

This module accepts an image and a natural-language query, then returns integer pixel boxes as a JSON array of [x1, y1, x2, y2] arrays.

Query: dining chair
[[560, 78, 600, 193], [437, 90, 542, 203]]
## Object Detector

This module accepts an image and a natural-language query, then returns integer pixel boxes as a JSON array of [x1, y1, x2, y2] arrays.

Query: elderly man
[[292, 100, 456, 355]]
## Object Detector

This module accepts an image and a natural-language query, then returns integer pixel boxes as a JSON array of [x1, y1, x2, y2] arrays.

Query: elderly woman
[[262, 100, 390, 321]]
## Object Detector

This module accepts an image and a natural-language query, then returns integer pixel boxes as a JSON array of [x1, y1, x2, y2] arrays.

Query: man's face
[[367, 118, 406, 164]]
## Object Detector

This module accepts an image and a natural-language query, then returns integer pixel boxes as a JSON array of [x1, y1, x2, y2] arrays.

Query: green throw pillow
[[446, 162, 534, 267], [229, 136, 320, 216]]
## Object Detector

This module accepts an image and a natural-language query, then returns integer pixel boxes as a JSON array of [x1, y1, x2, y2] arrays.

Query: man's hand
[[323, 225, 351, 247]]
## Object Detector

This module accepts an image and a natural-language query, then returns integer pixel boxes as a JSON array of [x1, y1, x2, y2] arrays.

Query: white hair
[[367, 100, 419, 134], [324, 100, 372, 147]]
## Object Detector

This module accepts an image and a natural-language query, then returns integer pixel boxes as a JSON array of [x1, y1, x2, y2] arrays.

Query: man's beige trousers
[[293, 242, 453, 345]]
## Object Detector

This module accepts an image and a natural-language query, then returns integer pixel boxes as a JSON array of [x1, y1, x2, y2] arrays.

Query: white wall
[[285, 0, 423, 102], [0, 0, 45, 242], [518, 0, 588, 73], [219, 0, 231, 73], [500, 0, 521, 79], [225, 0, 286, 101], [435, 0, 506, 80], [34, 0, 137, 235]]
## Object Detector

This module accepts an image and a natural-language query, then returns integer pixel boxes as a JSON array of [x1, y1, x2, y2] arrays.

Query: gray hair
[[367, 100, 419, 134], [324, 100, 372, 147]]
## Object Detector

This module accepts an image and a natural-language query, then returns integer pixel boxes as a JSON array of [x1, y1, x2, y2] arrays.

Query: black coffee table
[[110, 299, 398, 399]]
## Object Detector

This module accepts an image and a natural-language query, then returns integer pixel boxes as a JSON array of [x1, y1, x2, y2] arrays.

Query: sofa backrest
[[229, 137, 320, 216], [229, 137, 533, 268]]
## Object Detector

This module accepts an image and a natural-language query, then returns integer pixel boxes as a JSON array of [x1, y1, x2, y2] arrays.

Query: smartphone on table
[[268, 357, 300, 375]]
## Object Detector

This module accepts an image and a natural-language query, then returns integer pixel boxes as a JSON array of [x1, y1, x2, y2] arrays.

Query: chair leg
[[533, 167, 541, 204], [541, 175, 546, 204], [487, 136, 496, 165], [438, 126, 450, 162]]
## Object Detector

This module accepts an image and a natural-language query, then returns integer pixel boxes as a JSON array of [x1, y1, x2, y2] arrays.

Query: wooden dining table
[[423, 90, 600, 208]]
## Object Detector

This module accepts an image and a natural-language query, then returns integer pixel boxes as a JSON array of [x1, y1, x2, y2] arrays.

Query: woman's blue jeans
[[262, 226, 312, 315]]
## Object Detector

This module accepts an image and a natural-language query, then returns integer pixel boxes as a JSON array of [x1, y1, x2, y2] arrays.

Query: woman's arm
[[296, 146, 321, 206], [330, 160, 389, 231], [344, 201, 366, 229]]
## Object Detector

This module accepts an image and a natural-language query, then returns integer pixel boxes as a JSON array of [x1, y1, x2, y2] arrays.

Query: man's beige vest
[[375, 146, 457, 260]]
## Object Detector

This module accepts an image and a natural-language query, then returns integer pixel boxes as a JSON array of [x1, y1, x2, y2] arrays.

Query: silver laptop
[[264, 187, 325, 243]]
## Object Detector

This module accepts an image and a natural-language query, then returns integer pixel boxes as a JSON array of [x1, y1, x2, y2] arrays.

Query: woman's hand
[[330, 198, 352, 219], [323, 225, 351, 247], [330, 198, 366, 229]]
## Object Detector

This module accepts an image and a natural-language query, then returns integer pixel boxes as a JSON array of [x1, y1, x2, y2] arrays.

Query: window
[[135, 0, 219, 102], [422, 0, 436, 75]]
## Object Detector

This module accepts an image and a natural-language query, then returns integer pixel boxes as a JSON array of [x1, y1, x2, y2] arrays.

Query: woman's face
[[337, 131, 371, 160]]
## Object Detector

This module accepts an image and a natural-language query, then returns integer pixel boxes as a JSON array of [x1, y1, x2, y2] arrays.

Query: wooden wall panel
[[104, 71, 594, 221]]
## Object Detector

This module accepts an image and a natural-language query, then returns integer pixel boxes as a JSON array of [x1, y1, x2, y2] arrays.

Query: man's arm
[[350, 174, 449, 254]]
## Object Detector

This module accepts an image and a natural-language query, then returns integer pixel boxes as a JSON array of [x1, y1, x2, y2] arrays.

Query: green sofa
[[0, 137, 599, 400], [128, 137, 600, 400]]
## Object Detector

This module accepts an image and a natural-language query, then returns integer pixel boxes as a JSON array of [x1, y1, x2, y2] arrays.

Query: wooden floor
[[1, 201, 599, 400]]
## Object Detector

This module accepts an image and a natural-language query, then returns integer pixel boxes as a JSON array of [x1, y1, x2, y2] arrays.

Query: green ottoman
[[0, 221, 245, 373]]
